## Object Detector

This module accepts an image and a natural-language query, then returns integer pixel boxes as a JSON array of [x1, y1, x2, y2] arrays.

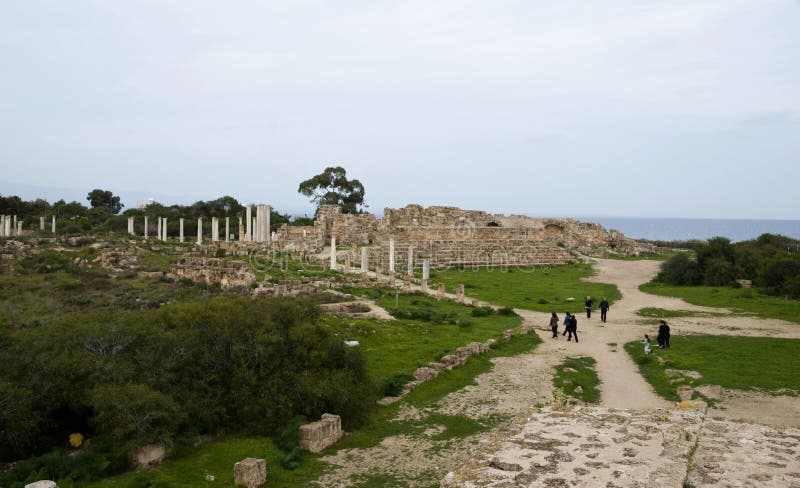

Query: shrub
[[537, 298, 549, 304], [470, 306, 493, 317], [657, 253, 701, 285], [497, 307, 517, 316], [380, 373, 414, 397]]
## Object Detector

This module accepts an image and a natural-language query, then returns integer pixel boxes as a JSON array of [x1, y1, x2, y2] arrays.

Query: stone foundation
[[233, 457, 266, 488], [168, 257, 255, 288]]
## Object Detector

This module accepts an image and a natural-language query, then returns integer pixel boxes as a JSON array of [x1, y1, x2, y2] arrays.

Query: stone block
[[413, 366, 439, 382], [134, 444, 167, 467], [299, 413, 343, 453], [25, 482, 58, 488], [234, 457, 266, 488]]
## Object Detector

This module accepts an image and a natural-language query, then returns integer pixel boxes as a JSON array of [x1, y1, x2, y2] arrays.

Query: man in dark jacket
[[567, 314, 578, 343], [658, 320, 671, 348], [585, 296, 593, 319], [599, 298, 610, 322]]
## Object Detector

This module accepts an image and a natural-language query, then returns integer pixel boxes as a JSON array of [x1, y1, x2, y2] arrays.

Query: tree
[[86, 189, 123, 215], [297, 166, 366, 214]]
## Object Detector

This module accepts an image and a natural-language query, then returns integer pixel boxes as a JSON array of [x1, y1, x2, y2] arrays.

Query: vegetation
[[654, 234, 800, 297], [635, 307, 726, 319], [624, 335, 800, 402], [640, 282, 800, 324], [552, 357, 601, 403], [429, 263, 621, 312], [86, 189, 123, 215], [297, 166, 366, 214]]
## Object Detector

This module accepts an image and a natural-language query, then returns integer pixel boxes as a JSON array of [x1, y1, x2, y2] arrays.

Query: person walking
[[549, 312, 559, 339], [644, 334, 652, 354], [562, 312, 571, 337], [658, 320, 671, 348], [567, 314, 579, 342], [599, 297, 609, 322], [585, 296, 593, 319]]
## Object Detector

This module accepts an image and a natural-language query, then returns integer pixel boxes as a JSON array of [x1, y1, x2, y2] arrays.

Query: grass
[[640, 282, 800, 324], [328, 290, 522, 384], [624, 335, 800, 402], [635, 307, 727, 319], [430, 263, 621, 313], [552, 356, 601, 403], [89, 330, 541, 488]]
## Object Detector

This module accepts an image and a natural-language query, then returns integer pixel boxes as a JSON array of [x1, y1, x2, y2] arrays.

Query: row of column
[[125, 204, 272, 245], [331, 236, 430, 279], [0, 215, 57, 236]]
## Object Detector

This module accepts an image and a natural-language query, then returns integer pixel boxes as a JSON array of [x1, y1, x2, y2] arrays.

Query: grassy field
[[552, 356, 601, 403], [89, 331, 542, 488], [635, 307, 728, 319], [624, 335, 800, 402], [640, 282, 800, 324], [430, 263, 620, 313]]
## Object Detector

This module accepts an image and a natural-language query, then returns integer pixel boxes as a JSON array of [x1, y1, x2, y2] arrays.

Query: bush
[[380, 373, 414, 397], [497, 307, 517, 316], [273, 416, 307, 452], [759, 257, 800, 297], [537, 298, 549, 304], [470, 306, 493, 317], [657, 253, 701, 285]]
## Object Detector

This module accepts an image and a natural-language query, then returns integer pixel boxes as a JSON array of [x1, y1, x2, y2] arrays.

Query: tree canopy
[[86, 189, 123, 214], [298, 166, 366, 214]]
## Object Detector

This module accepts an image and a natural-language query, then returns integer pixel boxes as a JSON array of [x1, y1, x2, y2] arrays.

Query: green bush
[[470, 306, 493, 317], [497, 307, 517, 316], [380, 373, 414, 397]]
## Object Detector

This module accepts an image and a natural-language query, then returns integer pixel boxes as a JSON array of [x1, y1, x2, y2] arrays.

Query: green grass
[[552, 356, 601, 403], [624, 335, 800, 402], [634, 307, 727, 319], [601, 248, 677, 261], [430, 263, 620, 312], [326, 291, 522, 384], [640, 282, 800, 324]]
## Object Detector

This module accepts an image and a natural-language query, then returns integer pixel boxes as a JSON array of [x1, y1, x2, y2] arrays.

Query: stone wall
[[299, 413, 344, 453], [168, 257, 255, 289]]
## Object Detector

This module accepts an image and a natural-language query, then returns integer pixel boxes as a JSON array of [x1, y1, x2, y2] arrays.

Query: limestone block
[[25, 482, 58, 488], [299, 413, 343, 453], [413, 366, 439, 382], [234, 457, 266, 488], [134, 444, 167, 467]]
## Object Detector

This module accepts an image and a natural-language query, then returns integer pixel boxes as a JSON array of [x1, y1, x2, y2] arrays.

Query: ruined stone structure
[[299, 413, 344, 453], [168, 257, 255, 289], [233, 457, 266, 488], [278, 204, 655, 270]]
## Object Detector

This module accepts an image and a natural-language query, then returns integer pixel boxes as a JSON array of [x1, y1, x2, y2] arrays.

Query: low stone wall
[[299, 413, 344, 453], [168, 257, 255, 289]]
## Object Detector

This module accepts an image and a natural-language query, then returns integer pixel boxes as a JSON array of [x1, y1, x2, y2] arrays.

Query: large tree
[[86, 189, 123, 215], [298, 166, 366, 214]]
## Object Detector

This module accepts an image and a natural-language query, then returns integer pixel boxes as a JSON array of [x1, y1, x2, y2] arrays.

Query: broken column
[[40, 216, 46, 231], [225, 217, 230, 242], [157, 217, 162, 241], [238, 218, 244, 241], [407, 245, 414, 276], [233, 457, 266, 488], [197, 217, 203, 245], [423, 259, 431, 280], [456, 284, 465, 303], [344, 254, 351, 273], [245, 206, 252, 241], [329, 236, 337, 270], [299, 413, 343, 453], [127, 217, 134, 235], [211, 217, 219, 242], [162, 218, 168, 241], [361, 247, 368, 273], [51, 215, 56, 234], [144, 216, 149, 239], [256, 204, 270, 243], [437, 283, 445, 301], [388, 237, 395, 273], [17, 221, 23, 235], [179, 218, 184, 243]]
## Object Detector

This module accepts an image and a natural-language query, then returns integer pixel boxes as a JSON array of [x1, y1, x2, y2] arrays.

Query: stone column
[[17, 221, 23, 235], [51, 215, 56, 234], [197, 217, 203, 245], [423, 259, 431, 280], [252, 217, 257, 242], [238, 218, 244, 241], [361, 247, 368, 273], [225, 217, 230, 242], [0, 216, 4, 237], [329, 236, 337, 270], [245, 206, 252, 241], [211, 217, 219, 242], [144, 216, 149, 239], [40, 216, 46, 231], [271, 231, 277, 242], [456, 284, 465, 303], [344, 255, 351, 273], [407, 246, 414, 276], [388, 237, 395, 273], [157, 217, 162, 240], [179, 218, 185, 243], [12, 215, 16, 233], [256, 204, 270, 243], [437, 283, 445, 301], [421, 279, 429, 292], [127, 217, 134, 235], [162, 218, 168, 241]]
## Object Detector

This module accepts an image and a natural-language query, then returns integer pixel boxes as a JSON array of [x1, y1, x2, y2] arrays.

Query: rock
[[677, 386, 694, 401], [233, 457, 266, 488], [25, 482, 58, 488], [205, 474, 215, 481], [413, 366, 439, 382], [134, 444, 167, 467], [343, 340, 360, 347], [299, 413, 343, 453], [574, 386, 584, 394], [563, 367, 578, 373], [490, 459, 523, 472]]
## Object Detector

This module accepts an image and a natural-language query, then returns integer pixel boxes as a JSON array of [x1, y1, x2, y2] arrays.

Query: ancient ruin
[[299, 413, 344, 453]]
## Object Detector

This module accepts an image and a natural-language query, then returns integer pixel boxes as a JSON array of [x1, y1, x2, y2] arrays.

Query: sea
[[560, 217, 800, 243]]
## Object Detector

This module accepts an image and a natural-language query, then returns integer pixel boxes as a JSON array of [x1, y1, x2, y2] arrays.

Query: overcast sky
[[1, 0, 798, 219]]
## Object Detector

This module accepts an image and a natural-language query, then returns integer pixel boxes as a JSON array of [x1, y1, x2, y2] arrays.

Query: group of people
[[643, 320, 671, 353], [548, 295, 610, 343]]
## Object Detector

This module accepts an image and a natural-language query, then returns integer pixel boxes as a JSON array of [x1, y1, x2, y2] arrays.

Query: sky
[[1, 0, 798, 219]]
